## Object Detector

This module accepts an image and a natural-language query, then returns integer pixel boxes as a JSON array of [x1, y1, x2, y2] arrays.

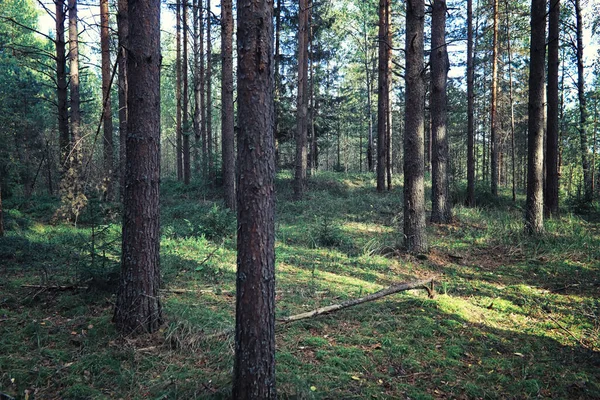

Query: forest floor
[[1, 171, 599, 399]]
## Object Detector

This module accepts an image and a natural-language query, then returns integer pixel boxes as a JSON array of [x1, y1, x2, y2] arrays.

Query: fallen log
[[277, 277, 435, 324]]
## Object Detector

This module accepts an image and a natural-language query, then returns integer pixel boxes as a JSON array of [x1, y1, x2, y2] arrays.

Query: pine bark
[[525, 0, 546, 234], [403, 0, 427, 253], [0, 185, 4, 237], [575, 0, 591, 200], [193, 0, 201, 175], [294, 0, 309, 199], [221, 0, 235, 209], [176, 0, 183, 181], [505, 0, 516, 203], [386, 0, 393, 191], [55, 0, 69, 170], [233, 0, 276, 397], [466, 0, 475, 206], [183, 0, 190, 184], [114, 0, 162, 334], [376, 0, 389, 192], [117, 0, 128, 201], [365, 13, 375, 173], [430, 0, 451, 223], [206, 0, 213, 183], [101, 0, 114, 201], [545, 0, 560, 215], [490, 0, 499, 196]]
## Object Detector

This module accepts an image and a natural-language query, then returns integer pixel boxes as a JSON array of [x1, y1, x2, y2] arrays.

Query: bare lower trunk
[[55, 0, 69, 170], [545, 0, 560, 215], [466, 0, 475, 206], [490, 0, 499, 196], [176, 0, 183, 181], [525, 0, 546, 234], [294, 0, 309, 199], [376, 0, 389, 192], [101, 0, 114, 201], [117, 0, 128, 201], [193, 0, 200, 174], [430, 0, 451, 223], [403, 0, 427, 253], [233, 0, 276, 397], [575, 0, 591, 200], [183, 0, 190, 184], [221, 0, 235, 209], [114, 0, 162, 334], [206, 0, 213, 183]]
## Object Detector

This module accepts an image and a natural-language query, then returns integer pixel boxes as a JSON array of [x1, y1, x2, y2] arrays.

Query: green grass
[[1, 171, 599, 399]]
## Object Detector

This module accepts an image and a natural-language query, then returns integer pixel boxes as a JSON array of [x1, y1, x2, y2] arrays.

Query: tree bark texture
[[430, 0, 451, 223], [114, 0, 162, 334], [183, 0, 190, 184], [545, 0, 560, 216], [117, 0, 128, 201], [0, 186, 4, 237], [221, 0, 235, 210], [490, 0, 499, 196], [176, 0, 183, 181], [386, 0, 393, 191], [193, 0, 201, 175], [233, 0, 276, 397], [525, 0, 546, 235], [466, 0, 475, 207], [575, 0, 591, 200], [504, 0, 517, 203], [294, 0, 309, 200], [403, 0, 427, 253], [55, 0, 69, 170], [206, 0, 213, 183], [101, 0, 114, 201], [376, 0, 389, 192]]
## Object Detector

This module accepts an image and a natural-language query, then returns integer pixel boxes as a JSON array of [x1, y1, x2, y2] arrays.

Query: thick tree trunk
[[466, 0, 475, 206], [55, 0, 69, 170], [114, 0, 162, 334], [525, 0, 546, 234], [117, 0, 128, 201], [183, 0, 190, 184], [403, 0, 427, 253], [376, 0, 389, 192], [294, 0, 309, 199], [430, 0, 451, 223], [545, 0, 560, 215], [490, 0, 499, 196], [101, 0, 114, 201], [206, 0, 213, 183], [233, 0, 276, 397], [221, 0, 235, 209], [176, 0, 183, 181], [575, 0, 591, 200]]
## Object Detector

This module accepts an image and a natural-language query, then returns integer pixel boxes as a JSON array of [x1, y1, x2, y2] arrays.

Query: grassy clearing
[[1, 171, 599, 399]]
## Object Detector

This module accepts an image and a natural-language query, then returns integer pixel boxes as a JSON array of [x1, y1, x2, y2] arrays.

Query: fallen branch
[[21, 284, 88, 291], [277, 278, 435, 324], [160, 288, 233, 295]]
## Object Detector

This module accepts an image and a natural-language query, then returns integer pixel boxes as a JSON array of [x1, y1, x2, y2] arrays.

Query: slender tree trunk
[[376, 0, 389, 192], [55, 0, 69, 170], [206, 0, 213, 183], [575, 0, 591, 200], [114, 0, 162, 334], [365, 14, 375, 172], [183, 0, 190, 184], [221, 0, 235, 209], [593, 99, 597, 196], [199, 2, 206, 178], [404, 0, 427, 253], [308, 6, 316, 175], [117, 0, 128, 201], [525, 0, 546, 234], [193, 0, 201, 174], [386, 0, 393, 190], [233, 0, 276, 397], [490, 0, 499, 196], [0, 184, 4, 237], [504, 0, 516, 202], [545, 0, 560, 215], [274, 0, 281, 167], [294, 0, 309, 199], [430, 0, 451, 223], [466, 0, 475, 206], [101, 0, 114, 201], [176, 0, 183, 181]]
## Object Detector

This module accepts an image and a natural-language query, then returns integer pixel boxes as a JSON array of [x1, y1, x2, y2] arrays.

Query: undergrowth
[[0, 172, 598, 399]]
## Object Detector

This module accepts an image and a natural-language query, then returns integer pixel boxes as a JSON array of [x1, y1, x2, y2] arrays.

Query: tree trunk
[[55, 0, 69, 171], [206, 0, 213, 183], [176, 0, 183, 181], [507, 18, 516, 203], [114, 0, 162, 334], [466, 0, 475, 206], [490, 0, 499, 196], [101, 0, 114, 201], [221, 0, 235, 209], [365, 13, 375, 173], [199, 1, 206, 178], [274, 0, 281, 168], [545, 0, 560, 215], [575, 0, 591, 200], [0, 184, 4, 237], [117, 0, 128, 201], [193, 0, 201, 175], [233, 0, 276, 397], [386, 0, 393, 190], [404, 0, 427, 253], [430, 0, 451, 223], [294, 0, 309, 199], [525, 0, 545, 235], [183, 0, 191, 185], [376, 0, 389, 192]]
